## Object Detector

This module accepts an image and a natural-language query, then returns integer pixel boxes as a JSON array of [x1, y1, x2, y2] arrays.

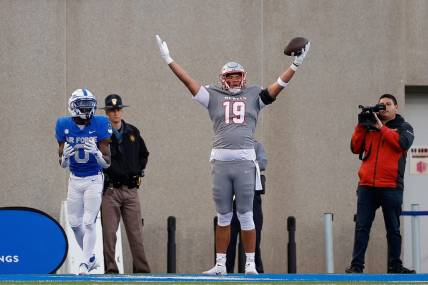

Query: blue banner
[[0, 207, 68, 274]]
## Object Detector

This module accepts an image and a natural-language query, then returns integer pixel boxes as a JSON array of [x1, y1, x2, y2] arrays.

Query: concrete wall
[[1, 0, 427, 273]]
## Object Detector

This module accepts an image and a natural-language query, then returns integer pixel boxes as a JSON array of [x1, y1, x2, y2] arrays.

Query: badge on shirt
[[129, 134, 135, 142]]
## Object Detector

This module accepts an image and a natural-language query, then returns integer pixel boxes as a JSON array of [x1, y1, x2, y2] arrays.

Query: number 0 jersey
[[194, 85, 266, 150], [55, 115, 112, 177]]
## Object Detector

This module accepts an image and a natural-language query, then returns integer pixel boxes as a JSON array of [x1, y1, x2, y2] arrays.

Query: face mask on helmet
[[68, 89, 97, 120], [219, 62, 247, 94]]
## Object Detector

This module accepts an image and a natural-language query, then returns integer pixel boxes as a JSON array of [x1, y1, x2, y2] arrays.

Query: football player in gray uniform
[[156, 35, 310, 275]]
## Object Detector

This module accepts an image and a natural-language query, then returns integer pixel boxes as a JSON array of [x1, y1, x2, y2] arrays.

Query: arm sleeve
[[398, 123, 415, 150], [138, 133, 149, 172], [55, 118, 65, 142], [192, 86, 210, 108], [259, 88, 276, 107], [98, 117, 113, 141], [350, 124, 368, 154], [380, 122, 414, 151]]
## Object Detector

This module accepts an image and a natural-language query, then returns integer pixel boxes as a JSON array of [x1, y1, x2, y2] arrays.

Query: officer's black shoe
[[387, 265, 416, 274], [345, 265, 363, 273]]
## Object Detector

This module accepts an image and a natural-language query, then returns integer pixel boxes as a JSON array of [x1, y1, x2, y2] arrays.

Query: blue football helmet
[[68, 88, 97, 119]]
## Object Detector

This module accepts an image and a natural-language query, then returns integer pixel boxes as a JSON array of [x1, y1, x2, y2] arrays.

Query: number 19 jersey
[[194, 85, 265, 150]]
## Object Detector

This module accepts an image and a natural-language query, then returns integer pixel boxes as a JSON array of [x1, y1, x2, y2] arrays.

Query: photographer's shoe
[[388, 265, 416, 274], [345, 265, 363, 273]]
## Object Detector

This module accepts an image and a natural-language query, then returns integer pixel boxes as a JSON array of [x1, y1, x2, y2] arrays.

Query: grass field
[[1, 274, 428, 285]]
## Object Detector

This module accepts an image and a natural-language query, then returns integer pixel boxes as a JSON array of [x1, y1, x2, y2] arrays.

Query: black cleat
[[345, 265, 363, 273], [388, 265, 416, 274]]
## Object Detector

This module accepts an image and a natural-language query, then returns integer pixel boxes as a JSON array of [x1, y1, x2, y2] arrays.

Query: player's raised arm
[[267, 41, 310, 99], [156, 35, 201, 96]]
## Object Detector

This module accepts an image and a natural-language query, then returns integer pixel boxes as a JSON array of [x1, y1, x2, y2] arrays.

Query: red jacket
[[351, 114, 414, 190]]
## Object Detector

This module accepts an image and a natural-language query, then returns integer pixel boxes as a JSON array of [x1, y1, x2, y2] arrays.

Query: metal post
[[324, 213, 334, 273], [237, 235, 245, 273], [411, 204, 421, 273], [287, 216, 296, 273], [213, 216, 217, 265], [167, 216, 176, 273]]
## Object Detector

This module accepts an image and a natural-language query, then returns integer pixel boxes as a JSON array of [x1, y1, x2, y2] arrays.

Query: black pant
[[350, 186, 403, 269], [226, 193, 264, 273]]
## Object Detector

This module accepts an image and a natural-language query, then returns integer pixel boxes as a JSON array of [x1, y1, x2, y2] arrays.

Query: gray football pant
[[212, 160, 256, 214]]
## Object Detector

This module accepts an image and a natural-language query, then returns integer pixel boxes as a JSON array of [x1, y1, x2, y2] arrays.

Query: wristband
[[276, 77, 288, 88], [164, 56, 173, 65], [95, 150, 110, 168], [290, 63, 299, 71], [60, 156, 69, 168]]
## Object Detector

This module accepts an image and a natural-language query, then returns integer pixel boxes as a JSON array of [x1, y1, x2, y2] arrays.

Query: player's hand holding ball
[[292, 42, 310, 68], [284, 37, 311, 71], [156, 35, 173, 65]]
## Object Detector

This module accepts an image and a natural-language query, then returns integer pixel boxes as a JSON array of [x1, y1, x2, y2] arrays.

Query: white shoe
[[78, 263, 88, 275], [202, 263, 227, 275], [245, 262, 258, 275], [78, 256, 99, 275], [87, 255, 100, 272]]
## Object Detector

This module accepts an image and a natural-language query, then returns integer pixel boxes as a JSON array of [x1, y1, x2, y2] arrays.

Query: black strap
[[259, 89, 276, 105]]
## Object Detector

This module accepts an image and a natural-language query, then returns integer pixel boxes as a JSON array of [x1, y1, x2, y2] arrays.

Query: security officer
[[100, 94, 151, 273]]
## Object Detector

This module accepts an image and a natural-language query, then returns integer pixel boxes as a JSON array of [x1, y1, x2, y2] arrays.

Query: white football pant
[[67, 173, 103, 264]]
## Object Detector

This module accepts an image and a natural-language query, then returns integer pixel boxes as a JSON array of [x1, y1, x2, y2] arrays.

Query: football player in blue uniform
[[55, 88, 112, 274]]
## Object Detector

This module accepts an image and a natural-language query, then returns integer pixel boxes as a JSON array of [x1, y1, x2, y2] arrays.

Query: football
[[284, 37, 309, 56]]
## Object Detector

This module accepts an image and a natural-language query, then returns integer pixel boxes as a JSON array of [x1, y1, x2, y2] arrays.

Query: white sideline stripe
[[3, 274, 428, 282], [93, 274, 265, 281]]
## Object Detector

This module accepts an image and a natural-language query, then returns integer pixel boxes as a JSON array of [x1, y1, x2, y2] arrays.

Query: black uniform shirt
[[105, 120, 149, 182]]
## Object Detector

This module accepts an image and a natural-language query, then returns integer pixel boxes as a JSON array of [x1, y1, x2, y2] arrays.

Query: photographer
[[345, 94, 415, 274], [101, 94, 151, 274]]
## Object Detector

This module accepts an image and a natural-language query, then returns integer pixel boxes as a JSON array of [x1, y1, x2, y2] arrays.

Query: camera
[[358, 103, 386, 128]]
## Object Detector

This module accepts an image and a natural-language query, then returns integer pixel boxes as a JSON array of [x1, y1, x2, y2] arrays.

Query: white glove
[[156, 34, 173, 64], [84, 140, 110, 168], [60, 142, 75, 168], [84, 140, 101, 156], [63, 142, 75, 159], [291, 42, 311, 71]]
